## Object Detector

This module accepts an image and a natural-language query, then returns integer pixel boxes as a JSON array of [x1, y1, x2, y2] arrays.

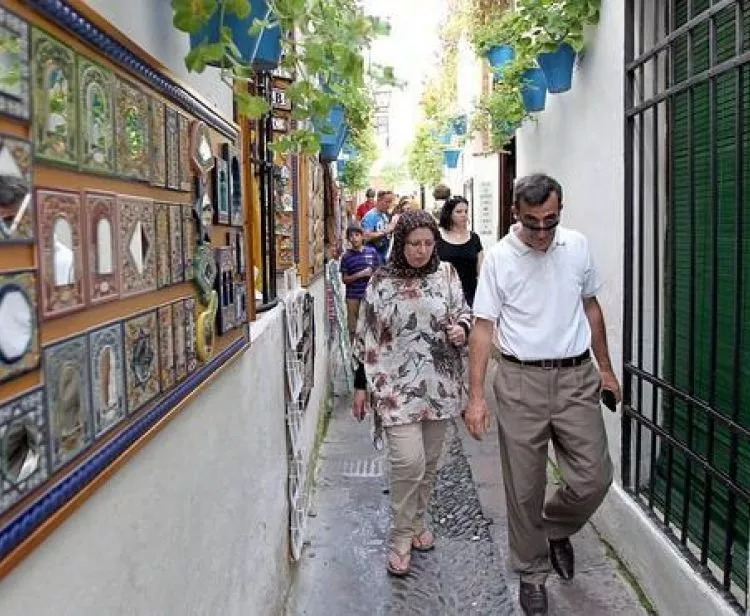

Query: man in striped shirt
[[340, 223, 381, 341]]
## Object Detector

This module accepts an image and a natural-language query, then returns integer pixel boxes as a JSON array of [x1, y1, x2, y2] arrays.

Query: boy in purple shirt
[[340, 224, 381, 340]]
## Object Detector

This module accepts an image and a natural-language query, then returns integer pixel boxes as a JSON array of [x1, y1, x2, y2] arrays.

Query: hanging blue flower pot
[[486, 45, 515, 71], [521, 68, 547, 112], [189, 0, 282, 70], [537, 43, 576, 93], [320, 118, 348, 162], [451, 115, 468, 136], [443, 149, 461, 169], [336, 159, 346, 176], [438, 130, 453, 146]]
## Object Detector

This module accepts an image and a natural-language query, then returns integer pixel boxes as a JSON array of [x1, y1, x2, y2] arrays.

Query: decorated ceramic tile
[[235, 281, 248, 325], [184, 297, 197, 373], [178, 113, 192, 191], [37, 188, 85, 319], [165, 106, 180, 190], [0, 133, 33, 242], [158, 305, 175, 391], [190, 120, 214, 178], [118, 195, 156, 298], [215, 246, 236, 334], [169, 204, 184, 283], [226, 229, 246, 278], [193, 243, 218, 306], [0, 8, 30, 121], [172, 299, 187, 382], [150, 99, 166, 187], [223, 143, 244, 226], [213, 156, 229, 225], [0, 270, 39, 384], [78, 58, 114, 174], [84, 191, 119, 304], [44, 334, 92, 471], [182, 203, 195, 281], [155, 202, 171, 289], [31, 28, 77, 166], [0, 388, 48, 516], [124, 310, 160, 414], [115, 77, 150, 181], [196, 290, 218, 362], [193, 177, 212, 243], [88, 322, 126, 436]]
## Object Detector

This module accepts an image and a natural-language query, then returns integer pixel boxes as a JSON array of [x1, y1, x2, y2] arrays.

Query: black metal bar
[[264, 73, 277, 300], [626, 0, 734, 71], [627, 50, 750, 116], [636, 101, 646, 500]]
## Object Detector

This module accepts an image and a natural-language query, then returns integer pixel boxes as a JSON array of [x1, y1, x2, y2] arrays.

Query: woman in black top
[[437, 196, 484, 306]]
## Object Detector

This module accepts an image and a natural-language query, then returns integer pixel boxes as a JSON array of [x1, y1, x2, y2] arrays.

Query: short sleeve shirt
[[361, 208, 390, 261], [472, 225, 602, 360], [340, 246, 381, 299]]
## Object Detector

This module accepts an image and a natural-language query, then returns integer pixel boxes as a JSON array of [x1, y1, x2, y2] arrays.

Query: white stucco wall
[[515, 1, 735, 613], [0, 4, 330, 614]]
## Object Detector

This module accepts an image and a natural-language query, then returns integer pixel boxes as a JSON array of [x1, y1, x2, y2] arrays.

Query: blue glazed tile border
[[0, 338, 245, 561], [27, 0, 238, 140]]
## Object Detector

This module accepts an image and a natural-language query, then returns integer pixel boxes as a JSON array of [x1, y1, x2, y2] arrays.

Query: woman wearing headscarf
[[352, 210, 472, 577]]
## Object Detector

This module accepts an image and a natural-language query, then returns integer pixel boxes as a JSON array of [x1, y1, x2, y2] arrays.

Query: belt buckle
[[540, 359, 556, 370]]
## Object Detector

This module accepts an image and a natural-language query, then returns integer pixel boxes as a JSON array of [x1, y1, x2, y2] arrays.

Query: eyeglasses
[[519, 216, 560, 232], [405, 239, 436, 249]]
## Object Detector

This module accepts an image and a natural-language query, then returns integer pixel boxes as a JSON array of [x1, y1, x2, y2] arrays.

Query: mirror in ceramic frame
[[178, 113, 192, 191], [196, 290, 217, 362], [88, 322, 126, 436], [78, 58, 114, 174], [155, 202, 171, 289], [0, 270, 39, 384], [118, 195, 156, 298], [84, 191, 119, 304], [0, 388, 48, 516], [192, 177, 212, 243], [157, 304, 175, 391], [165, 106, 180, 190], [184, 296, 197, 373], [172, 298, 187, 382], [190, 120, 214, 177], [44, 334, 92, 471], [192, 243, 217, 305], [115, 78, 150, 181], [167, 203, 184, 284], [0, 133, 33, 243], [124, 310, 160, 414], [222, 143, 243, 226], [37, 188, 84, 319], [212, 155, 229, 225], [214, 246, 236, 335], [0, 7, 30, 121], [150, 99, 166, 188], [31, 28, 77, 166], [181, 202, 195, 281]]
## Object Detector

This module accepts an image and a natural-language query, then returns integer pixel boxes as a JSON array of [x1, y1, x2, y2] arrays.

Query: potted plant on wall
[[467, 2, 518, 75], [471, 69, 528, 151]]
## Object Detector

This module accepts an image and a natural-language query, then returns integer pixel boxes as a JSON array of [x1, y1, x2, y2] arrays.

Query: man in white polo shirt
[[465, 174, 620, 616]]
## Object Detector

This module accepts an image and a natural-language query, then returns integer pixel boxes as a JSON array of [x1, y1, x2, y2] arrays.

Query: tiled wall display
[[0, 0, 250, 565]]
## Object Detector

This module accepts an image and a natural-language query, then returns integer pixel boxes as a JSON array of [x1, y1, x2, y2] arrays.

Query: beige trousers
[[385, 420, 448, 554], [492, 355, 613, 584], [346, 298, 361, 340]]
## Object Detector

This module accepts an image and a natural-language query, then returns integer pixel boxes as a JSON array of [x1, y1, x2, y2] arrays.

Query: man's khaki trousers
[[492, 354, 613, 584], [385, 420, 448, 554]]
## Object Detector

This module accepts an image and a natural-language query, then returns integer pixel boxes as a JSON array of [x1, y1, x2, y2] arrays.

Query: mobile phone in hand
[[601, 389, 617, 412]]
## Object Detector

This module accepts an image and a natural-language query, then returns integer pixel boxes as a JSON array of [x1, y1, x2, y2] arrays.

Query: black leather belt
[[499, 349, 590, 369]]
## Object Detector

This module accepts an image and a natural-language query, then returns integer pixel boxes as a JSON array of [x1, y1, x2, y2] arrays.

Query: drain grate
[[339, 457, 384, 477]]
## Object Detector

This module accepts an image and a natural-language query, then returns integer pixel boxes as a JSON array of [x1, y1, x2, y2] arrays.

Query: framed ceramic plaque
[[0, 133, 33, 243], [150, 99, 166, 187], [182, 203, 195, 281], [235, 281, 248, 325], [124, 310, 160, 414], [0, 388, 48, 516], [226, 229, 246, 278], [165, 106, 180, 190], [215, 246, 235, 334], [184, 297, 197, 373], [44, 334, 92, 471], [190, 120, 214, 177], [157, 305, 175, 391], [119, 195, 156, 298], [0, 8, 30, 121], [172, 299, 187, 382], [37, 188, 85, 319], [155, 202, 171, 289], [0, 270, 40, 385], [115, 77, 150, 181], [169, 204, 184, 283], [88, 322, 126, 436], [178, 113, 192, 191], [84, 191, 119, 304], [223, 143, 244, 226], [78, 58, 114, 174], [31, 28, 77, 166], [193, 178, 212, 242], [213, 156, 229, 225]]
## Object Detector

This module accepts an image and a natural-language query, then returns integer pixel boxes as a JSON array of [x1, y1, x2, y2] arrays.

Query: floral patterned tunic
[[353, 262, 472, 427]]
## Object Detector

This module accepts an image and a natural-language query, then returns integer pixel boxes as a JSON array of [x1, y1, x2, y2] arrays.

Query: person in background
[[437, 195, 484, 307], [361, 190, 395, 264], [432, 183, 451, 219], [352, 210, 472, 577], [340, 224, 381, 341], [356, 188, 377, 221]]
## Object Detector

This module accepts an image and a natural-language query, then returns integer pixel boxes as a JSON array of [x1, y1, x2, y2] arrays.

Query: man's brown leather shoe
[[519, 582, 548, 615], [549, 537, 575, 580]]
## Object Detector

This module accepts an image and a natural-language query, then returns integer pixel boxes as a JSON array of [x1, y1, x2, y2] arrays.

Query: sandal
[[386, 549, 411, 577], [411, 529, 435, 552]]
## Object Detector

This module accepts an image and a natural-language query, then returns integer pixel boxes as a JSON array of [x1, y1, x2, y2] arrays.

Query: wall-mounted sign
[[272, 116, 289, 133], [476, 181, 494, 237], [271, 88, 291, 111]]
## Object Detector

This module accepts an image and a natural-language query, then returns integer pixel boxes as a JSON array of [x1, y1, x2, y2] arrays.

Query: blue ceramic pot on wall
[[190, 0, 282, 69], [451, 115, 468, 136], [521, 68, 547, 112], [536, 43, 577, 93], [438, 130, 453, 146], [443, 149, 461, 169], [486, 45, 514, 69]]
